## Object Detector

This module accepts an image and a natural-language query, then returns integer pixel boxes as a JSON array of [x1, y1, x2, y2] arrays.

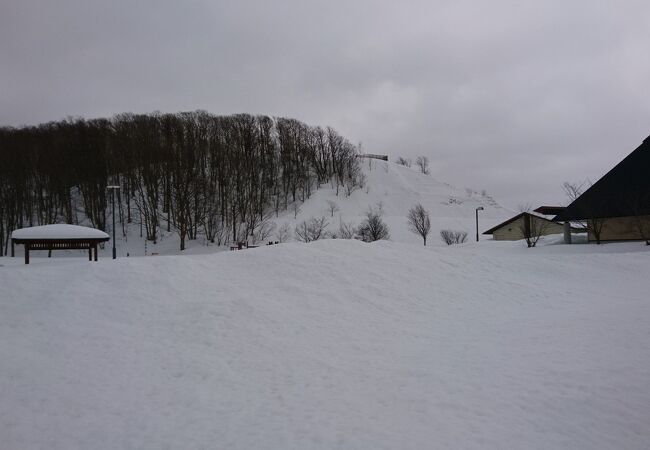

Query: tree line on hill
[[0, 111, 363, 253]]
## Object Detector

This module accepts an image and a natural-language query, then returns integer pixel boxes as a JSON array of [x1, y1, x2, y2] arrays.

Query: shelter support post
[[11, 240, 15, 257], [563, 222, 572, 244], [89, 248, 92, 261], [24, 244, 29, 264], [93, 244, 98, 262]]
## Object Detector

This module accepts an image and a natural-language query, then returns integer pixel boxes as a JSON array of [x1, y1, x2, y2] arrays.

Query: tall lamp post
[[107, 185, 120, 259], [475, 206, 484, 242]]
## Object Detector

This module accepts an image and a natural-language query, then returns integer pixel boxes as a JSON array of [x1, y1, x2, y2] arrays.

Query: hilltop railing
[[356, 154, 388, 161]]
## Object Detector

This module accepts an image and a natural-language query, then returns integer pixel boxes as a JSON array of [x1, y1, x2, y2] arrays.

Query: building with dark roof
[[554, 135, 650, 243], [483, 212, 564, 242]]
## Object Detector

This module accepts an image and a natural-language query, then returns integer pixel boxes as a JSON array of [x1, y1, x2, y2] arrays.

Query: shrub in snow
[[416, 156, 430, 174], [395, 156, 412, 167], [338, 221, 357, 240], [295, 216, 329, 243], [440, 229, 468, 245], [358, 208, 390, 242], [275, 223, 292, 243]]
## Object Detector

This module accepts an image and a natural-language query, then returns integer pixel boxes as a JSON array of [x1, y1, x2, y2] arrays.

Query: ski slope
[[287, 159, 512, 245], [1, 238, 649, 449]]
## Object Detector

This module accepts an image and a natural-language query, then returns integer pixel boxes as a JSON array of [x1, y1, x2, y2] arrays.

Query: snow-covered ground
[[1, 238, 649, 449]]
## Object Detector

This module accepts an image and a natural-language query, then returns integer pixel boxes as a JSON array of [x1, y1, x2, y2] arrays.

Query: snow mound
[[11, 224, 109, 240], [1, 239, 649, 449]]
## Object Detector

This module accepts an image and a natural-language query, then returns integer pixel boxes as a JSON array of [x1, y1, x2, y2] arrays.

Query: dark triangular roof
[[533, 206, 565, 215], [483, 212, 558, 235], [554, 135, 650, 221]]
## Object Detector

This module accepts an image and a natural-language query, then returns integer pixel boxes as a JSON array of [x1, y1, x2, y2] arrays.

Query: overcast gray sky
[[2, 0, 649, 208]]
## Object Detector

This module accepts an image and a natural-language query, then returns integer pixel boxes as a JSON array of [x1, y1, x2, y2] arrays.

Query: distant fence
[[356, 154, 388, 161]]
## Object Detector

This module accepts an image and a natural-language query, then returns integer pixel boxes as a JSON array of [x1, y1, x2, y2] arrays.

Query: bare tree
[[338, 220, 357, 239], [407, 203, 431, 245], [440, 229, 468, 245], [0, 112, 363, 254], [415, 156, 430, 174], [358, 207, 390, 242], [291, 201, 302, 219], [563, 180, 607, 244], [395, 157, 412, 167], [251, 216, 276, 244], [326, 200, 340, 217], [517, 206, 551, 248], [295, 216, 329, 243], [275, 222, 291, 243], [588, 217, 607, 245], [627, 191, 650, 245], [563, 181, 588, 203]]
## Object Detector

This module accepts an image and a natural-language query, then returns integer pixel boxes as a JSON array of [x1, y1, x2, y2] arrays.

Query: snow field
[[1, 239, 649, 449]]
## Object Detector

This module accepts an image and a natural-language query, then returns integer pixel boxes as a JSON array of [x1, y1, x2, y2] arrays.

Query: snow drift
[[1, 239, 649, 449]]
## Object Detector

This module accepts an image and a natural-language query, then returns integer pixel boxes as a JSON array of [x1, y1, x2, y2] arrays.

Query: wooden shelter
[[553, 135, 650, 242], [11, 224, 110, 264]]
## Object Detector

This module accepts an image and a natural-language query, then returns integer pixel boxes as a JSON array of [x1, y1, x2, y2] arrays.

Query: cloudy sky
[[2, 0, 649, 208]]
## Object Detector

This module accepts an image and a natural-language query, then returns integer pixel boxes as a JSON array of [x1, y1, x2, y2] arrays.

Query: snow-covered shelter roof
[[11, 224, 109, 241], [482, 212, 560, 235]]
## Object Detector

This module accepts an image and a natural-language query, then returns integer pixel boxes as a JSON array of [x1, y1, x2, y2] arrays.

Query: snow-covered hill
[[1, 239, 649, 449], [286, 158, 512, 244], [60, 159, 514, 258]]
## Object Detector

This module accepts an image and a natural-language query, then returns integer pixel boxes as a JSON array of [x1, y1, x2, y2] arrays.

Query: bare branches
[[395, 157, 411, 167], [0, 112, 364, 253], [275, 222, 292, 243], [337, 221, 357, 239], [415, 156, 430, 174], [326, 200, 340, 217], [517, 206, 551, 248], [294, 216, 329, 243], [563, 180, 588, 203], [291, 202, 302, 219], [626, 191, 650, 245], [358, 207, 390, 242], [563, 180, 607, 244], [440, 230, 467, 245]]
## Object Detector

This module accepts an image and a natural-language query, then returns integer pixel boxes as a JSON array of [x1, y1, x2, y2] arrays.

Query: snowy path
[[1, 240, 649, 449]]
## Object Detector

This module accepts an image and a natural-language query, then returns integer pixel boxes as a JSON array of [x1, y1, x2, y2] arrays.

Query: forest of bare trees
[[0, 111, 361, 253]]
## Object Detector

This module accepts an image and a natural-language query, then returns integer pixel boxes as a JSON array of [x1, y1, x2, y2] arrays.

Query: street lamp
[[475, 206, 484, 242], [107, 185, 120, 259]]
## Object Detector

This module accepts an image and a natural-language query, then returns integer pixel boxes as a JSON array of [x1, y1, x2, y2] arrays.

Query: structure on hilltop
[[356, 154, 388, 161]]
